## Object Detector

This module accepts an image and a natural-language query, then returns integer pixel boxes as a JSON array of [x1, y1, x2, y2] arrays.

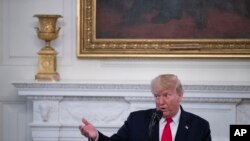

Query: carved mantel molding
[[13, 81, 250, 97], [12, 81, 250, 141]]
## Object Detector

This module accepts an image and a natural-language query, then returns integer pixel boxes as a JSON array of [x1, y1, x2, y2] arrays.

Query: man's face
[[152, 84, 183, 118]]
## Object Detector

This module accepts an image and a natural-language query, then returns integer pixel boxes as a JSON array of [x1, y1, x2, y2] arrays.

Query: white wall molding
[[1, 0, 73, 66], [2, 102, 28, 141]]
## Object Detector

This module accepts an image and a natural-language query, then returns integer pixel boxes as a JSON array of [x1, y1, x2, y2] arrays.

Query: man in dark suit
[[79, 74, 211, 141]]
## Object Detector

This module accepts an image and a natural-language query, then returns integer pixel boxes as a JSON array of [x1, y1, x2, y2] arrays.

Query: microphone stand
[[148, 110, 163, 141]]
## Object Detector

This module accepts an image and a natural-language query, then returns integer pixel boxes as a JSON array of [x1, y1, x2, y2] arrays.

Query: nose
[[158, 96, 165, 105]]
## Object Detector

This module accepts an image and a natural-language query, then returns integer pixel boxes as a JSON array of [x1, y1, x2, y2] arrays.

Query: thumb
[[82, 118, 90, 125]]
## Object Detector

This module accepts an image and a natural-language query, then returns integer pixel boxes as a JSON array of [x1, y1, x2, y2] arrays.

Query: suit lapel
[[175, 108, 191, 141]]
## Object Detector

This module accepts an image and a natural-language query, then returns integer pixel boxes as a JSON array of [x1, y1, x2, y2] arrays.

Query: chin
[[162, 112, 170, 118]]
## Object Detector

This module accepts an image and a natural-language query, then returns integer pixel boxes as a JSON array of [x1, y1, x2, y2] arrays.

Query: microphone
[[148, 110, 163, 141]]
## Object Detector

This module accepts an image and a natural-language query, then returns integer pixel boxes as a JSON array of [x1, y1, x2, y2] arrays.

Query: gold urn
[[34, 14, 62, 81]]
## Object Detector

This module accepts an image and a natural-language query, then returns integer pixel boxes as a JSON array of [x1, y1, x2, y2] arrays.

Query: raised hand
[[79, 118, 98, 140]]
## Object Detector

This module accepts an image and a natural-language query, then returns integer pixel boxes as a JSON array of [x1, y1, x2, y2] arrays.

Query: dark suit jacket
[[98, 106, 211, 141]]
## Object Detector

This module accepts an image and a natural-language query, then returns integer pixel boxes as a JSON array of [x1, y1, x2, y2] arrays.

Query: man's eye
[[163, 94, 170, 97], [163, 94, 168, 96], [154, 95, 160, 98]]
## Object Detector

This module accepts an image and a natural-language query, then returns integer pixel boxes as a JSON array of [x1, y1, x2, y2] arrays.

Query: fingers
[[79, 124, 84, 133], [78, 125, 81, 130], [79, 124, 87, 137], [79, 118, 97, 139], [79, 118, 90, 136]]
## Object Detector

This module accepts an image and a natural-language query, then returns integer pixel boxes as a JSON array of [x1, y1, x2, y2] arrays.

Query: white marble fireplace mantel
[[13, 81, 250, 141]]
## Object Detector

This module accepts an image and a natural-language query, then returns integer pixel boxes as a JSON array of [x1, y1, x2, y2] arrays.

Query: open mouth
[[159, 108, 167, 112]]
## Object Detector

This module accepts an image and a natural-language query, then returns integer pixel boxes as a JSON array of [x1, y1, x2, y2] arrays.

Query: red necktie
[[161, 118, 173, 141]]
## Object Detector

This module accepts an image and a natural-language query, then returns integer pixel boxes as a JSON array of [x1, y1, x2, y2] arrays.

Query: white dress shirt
[[159, 107, 181, 141]]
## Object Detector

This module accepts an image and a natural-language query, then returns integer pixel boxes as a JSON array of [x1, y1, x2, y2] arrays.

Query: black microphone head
[[154, 110, 163, 121], [148, 109, 163, 138]]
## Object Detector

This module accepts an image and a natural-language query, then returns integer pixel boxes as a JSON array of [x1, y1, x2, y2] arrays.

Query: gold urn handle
[[34, 26, 61, 34]]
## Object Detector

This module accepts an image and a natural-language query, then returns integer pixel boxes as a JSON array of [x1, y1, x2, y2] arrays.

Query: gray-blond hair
[[151, 74, 184, 94]]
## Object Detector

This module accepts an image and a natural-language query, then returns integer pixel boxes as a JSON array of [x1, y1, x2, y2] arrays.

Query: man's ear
[[178, 92, 183, 102]]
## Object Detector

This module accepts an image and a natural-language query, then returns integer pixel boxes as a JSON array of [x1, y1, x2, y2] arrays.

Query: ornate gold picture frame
[[77, 0, 250, 58]]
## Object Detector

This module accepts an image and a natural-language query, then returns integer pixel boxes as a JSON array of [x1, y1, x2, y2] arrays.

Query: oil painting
[[78, 0, 250, 58]]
